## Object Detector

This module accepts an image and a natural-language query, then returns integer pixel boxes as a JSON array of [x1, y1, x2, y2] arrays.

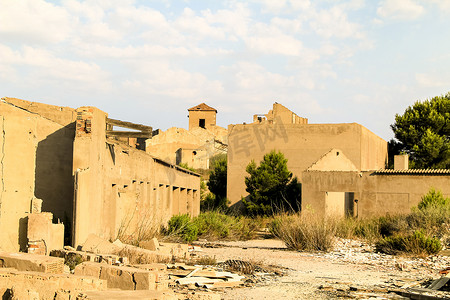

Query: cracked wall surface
[[0, 98, 200, 251], [73, 107, 200, 246], [0, 100, 75, 251]]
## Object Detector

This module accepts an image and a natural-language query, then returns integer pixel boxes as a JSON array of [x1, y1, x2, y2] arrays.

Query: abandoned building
[[227, 103, 450, 217], [146, 103, 228, 170], [0, 97, 200, 252]]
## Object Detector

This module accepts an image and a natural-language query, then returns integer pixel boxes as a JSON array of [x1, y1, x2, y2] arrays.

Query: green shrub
[[167, 214, 199, 242], [165, 212, 262, 243], [375, 230, 442, 256], [378, 215, 409, 237], [418, 188, 450, 210]]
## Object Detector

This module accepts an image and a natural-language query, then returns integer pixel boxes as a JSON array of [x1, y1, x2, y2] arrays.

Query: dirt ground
[[196, 239, 450, 300]]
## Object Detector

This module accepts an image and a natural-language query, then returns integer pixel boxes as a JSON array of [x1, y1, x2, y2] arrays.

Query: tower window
[[199, 119, 205, 128]]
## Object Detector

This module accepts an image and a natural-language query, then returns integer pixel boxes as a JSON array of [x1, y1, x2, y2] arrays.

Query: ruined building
[[227, 103, 450, 217], [0, 97, 200, 252], [146, 103, 228, 170]]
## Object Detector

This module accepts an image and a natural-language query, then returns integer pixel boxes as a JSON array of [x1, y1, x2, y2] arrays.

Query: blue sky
[[1, 0, 449, 140]]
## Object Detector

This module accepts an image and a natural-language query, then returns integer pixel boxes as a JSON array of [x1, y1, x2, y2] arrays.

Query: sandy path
[[197, 239, 449, 299]]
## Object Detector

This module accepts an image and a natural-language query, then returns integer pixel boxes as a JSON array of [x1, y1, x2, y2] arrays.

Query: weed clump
[[417, 188, 449, 210], [165, 211, 262, 243], [167, 214, 199, 242], [375, 230, 442, 256], [271, 213, 336, 251]]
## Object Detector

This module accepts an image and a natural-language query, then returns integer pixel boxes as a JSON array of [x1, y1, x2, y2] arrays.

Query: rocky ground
[[193, 238, 450, 299]]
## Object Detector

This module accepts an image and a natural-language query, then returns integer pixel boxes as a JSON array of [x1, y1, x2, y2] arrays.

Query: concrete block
[[30, 197, 43, 214], [10, 287, 40, 300], [27, 212, 64, 255], [81, 290, 179, 300], [133, 263, 167, 272], [0, 252, 64, 274], [51, 223, 64, 251], [120, 245, 172, 264], [0, 268, 106, 300], [75, 262, 158, 290], [139, 238, 160, 251], [81, 234, 122, 254]]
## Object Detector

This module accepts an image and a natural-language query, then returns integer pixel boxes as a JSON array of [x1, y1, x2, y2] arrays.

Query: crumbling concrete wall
[[227, 120, 388, 206], [176, 148, 209, 170], [0, 99, 74, 251], [254, 103, 308, 125], [146, 126, 227, 169], [302, 170, 450, 217], [73, 107, 200, 246]]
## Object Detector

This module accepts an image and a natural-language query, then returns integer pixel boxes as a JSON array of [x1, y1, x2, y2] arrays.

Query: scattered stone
[[75, 261, 164, 290], [139, 238, 160, 251], [0, 251, 64, 274]]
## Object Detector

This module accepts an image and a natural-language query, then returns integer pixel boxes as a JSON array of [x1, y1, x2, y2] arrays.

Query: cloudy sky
[[1, 0, 449, 140]]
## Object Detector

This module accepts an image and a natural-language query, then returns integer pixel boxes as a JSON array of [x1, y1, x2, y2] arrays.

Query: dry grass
[[116, 210, 163, 246], [271, 212, 337, 251]]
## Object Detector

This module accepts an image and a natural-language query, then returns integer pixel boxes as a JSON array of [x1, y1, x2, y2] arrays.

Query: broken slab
[[133, 263, 167, 272], [80, 290, 178, 300], [27, 212, 64, 255], [139, 238, 160, 251], [175, 277, 223, 285], [81, 234, 122, 254], [0, 268, 106, 300], [75, 262, 159, 290], [0, 252, 64, 274], [118, 245, 172, 264]]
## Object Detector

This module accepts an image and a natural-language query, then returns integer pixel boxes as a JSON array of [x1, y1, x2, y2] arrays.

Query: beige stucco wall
[[271, 103, 308, 124], [146, 127, 207, 164], [176, 148, 209, 169], [189, 110, 216, 131], [73, 107, 200, 246], [0, 100, 74, 251], [3, 97, 76, 126], [302, 171, 450, 218], [227, 122, 388, 205], [146, 126, 228, 168]]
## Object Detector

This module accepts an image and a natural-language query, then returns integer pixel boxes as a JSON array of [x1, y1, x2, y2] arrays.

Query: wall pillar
[[172, 187, 180, 215], [72, 107, 107, 246], [192, 189, 200, 217], [187, 189, 193, 216], [179, 188, 187, 215]]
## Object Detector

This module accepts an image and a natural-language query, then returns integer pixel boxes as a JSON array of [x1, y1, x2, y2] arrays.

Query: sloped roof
[[306, 149, 358, 172], [188, 103, 217, 112]]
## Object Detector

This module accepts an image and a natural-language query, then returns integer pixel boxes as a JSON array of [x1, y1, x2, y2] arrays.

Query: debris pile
[[311, 238, 450, 299], [317, 238, 450, 274]]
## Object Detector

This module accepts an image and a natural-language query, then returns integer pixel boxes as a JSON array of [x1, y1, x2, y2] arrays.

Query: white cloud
[[377, 0, 424, 21], [0, 44, 111, 90], [430, 0, 450, 12], [122, 60, 224, 99], [415, 73, 450, 88], [310, 6, 364, 39], [0, 0, 74, 44], [259, 0, 288, 13], [246, 33, 304, 56], [175, 8, 227, 40]]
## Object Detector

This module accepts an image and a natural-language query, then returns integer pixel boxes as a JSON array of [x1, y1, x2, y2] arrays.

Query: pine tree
[[243, 150, 301, 215], [391, 92, 450, 169]]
